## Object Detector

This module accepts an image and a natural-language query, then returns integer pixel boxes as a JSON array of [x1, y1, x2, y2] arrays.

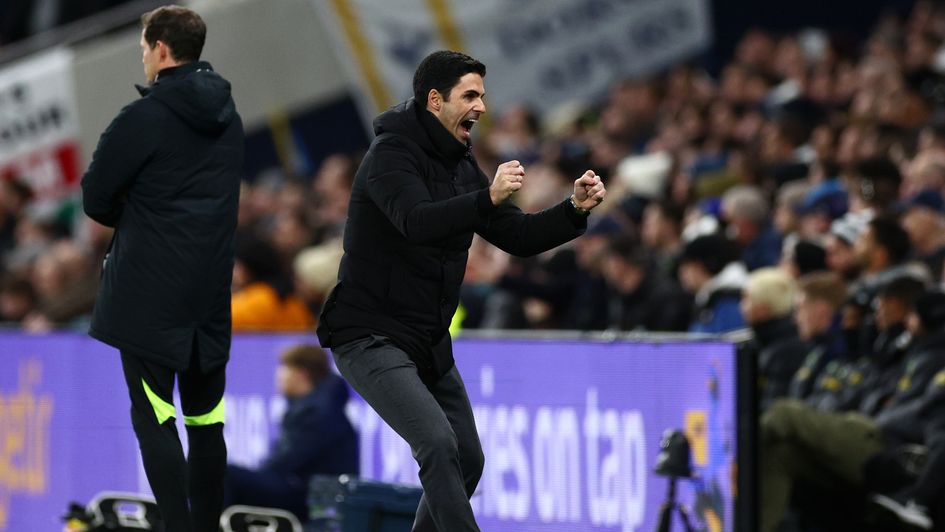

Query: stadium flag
[[312, 0, 711, 125], [0, 48, 82, 201]]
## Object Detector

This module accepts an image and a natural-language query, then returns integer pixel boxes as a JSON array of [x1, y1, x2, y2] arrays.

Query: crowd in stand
[[5, 0, 945, 529]]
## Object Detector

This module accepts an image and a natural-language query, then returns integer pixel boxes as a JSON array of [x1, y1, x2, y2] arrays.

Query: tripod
[[656, 476, 695, 532]]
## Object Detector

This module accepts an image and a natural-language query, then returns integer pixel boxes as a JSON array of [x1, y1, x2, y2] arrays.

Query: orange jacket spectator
[[231, 281, 315, 332]]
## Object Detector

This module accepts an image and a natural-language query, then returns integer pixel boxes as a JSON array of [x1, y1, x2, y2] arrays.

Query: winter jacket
[[263, 373, 359, 479], [82, 61, 243, 370], [317, 99, 587, 380], [689, 261, 747, 334], [751, 317, 808, 411]]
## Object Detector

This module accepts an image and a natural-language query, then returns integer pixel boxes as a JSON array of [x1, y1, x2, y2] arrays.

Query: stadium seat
[[221, 505, 304, 532]]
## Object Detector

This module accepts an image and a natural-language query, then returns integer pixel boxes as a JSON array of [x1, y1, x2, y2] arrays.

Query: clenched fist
[[572, 171, 606, 211], [490, 160, 525, 205]]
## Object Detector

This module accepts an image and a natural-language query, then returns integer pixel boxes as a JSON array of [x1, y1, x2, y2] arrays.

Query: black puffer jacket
[[317, 99, 587, 380], [82, 62, 243, 371], [875, 331, 945, 444], [751, 317, 807, 412]]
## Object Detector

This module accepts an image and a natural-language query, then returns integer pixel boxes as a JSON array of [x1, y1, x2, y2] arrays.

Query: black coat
[[607, 270, 691, 332], [317, 99, 587, 380], [751, 317, 807, 412], [876, 331, 945, 445], [82, 62, 243, 371]]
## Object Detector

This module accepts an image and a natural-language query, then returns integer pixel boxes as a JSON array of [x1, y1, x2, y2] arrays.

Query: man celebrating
[[317, 50, 606, 531], [82, 6, 242, 531]]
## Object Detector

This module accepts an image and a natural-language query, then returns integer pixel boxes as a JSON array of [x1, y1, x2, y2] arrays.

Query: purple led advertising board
[[0, 333, 737, 531]]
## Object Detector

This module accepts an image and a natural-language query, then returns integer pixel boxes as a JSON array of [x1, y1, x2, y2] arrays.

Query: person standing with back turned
[[81, 6, 243, 531], [317, 50, 606, 531]]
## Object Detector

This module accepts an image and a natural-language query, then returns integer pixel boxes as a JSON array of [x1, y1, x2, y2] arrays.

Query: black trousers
[[331, 335, 484, 532], [120, 350, 227, 532]]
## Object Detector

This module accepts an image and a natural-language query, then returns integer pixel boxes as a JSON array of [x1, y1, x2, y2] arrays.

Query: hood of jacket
[[138, 61, 236, 135], [696, 261, 748, 306], [372, 98, 469, 165]]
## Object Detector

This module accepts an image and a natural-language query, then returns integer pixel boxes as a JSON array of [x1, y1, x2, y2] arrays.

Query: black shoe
[[871, 493, 933, 530]]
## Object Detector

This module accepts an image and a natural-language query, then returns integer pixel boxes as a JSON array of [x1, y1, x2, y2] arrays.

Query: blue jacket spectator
[[225, 344, 358, 522], [722, 185, 783, 271], [678, 233, 747, 333]]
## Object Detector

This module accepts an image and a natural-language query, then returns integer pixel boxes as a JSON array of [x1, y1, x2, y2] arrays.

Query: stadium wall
[[0, 332, 749, 532]]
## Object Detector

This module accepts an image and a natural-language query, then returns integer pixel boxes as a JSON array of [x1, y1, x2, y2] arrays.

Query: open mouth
[[460, 117, 478, 134]]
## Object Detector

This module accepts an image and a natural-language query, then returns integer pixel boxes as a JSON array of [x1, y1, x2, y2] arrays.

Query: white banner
[[0, 48, 81, 200], [313, 0, 711, 123]]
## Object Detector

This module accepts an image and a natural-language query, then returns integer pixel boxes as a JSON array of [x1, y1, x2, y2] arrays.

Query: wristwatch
[[569, 195, 590, 216]]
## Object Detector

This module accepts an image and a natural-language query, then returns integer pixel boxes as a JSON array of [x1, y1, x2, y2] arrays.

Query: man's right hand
[[490, 160, 525, 205]]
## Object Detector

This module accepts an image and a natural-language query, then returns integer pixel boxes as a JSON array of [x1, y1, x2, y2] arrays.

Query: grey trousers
[[332, 335, 484, 532]]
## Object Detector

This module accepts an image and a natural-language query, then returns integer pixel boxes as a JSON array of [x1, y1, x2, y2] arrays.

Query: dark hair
[[413, 50, 486, 104], [878, 275, 927, 308], [868, 216, 911, 265], [607, 236, 650, 268], [679, 233, 737, 275], [279, 344, 330, 383], [235, 234, 292, 299], [0, 276, 34, 300], [652, 200, 685, 228], [854, 158, 902, 210], [914, 289, 945, 332], [792, 240, 827, 276], [141, 6, 206, 63]]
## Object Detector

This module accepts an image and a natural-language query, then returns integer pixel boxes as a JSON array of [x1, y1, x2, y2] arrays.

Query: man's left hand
[[572, 170, 606, 211]]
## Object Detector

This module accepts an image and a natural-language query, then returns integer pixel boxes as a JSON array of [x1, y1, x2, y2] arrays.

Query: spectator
[[788, 271, 848, 401], [741, 267, 807, 411], [795, 179, 849, 240], [900, 189, 945, 279], [641, 199, 684, 276], [4, 203, 58, 275], [293, 239, 344, 317], [761, 289, 945, 532], [847, 158, 903, 215], [772, 180, 810, 240], [842, 275, 926, 417], [225, 344, 358, 522], [779, 238, 827, 278], [721, 185, 782, 270], [809, 275, 922, 414], [853, 215, 915, 295], [270, 210, 314, 267], [231, 235, 315, 332], [0, 276, 35, 324], [309, 154, 357, 243], [601, 237, 690, 332], [458, 235, 511, 329], [486, 104, 542, 164], [677, 233, 747, 333], [22, 239, 98, 332], [902, 150, 945, 198], [0, 178, 33, 257], [564, 216, 624, 330], [825, 213, 868, 281]]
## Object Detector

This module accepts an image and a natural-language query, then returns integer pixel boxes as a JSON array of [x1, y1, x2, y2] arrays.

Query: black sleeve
[[477, 198, 588, 258], [365, 140, 495, 244], [81, 101, 160, 227]]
